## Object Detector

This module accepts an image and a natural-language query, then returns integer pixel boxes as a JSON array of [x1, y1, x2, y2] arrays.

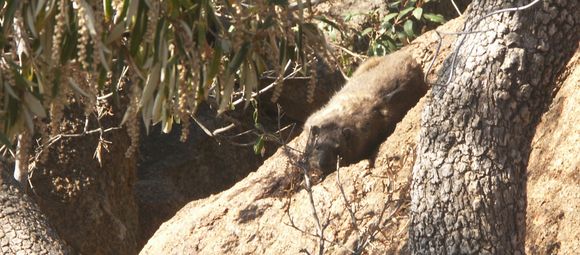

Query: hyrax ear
[[341, 127, 353, 140]]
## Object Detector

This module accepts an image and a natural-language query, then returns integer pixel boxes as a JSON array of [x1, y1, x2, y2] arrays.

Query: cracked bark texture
[[0, 164, 70, 254], [409, 0, 578, 254]]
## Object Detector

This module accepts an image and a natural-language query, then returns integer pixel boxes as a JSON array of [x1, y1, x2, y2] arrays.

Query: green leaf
[[107, 22, 126, 44], [218, 75, 235, 115], [204, 46, 222, 88], [24, 4, 38, 37], [126, 0, 140, 29], [23, 91, 46, 119], [227, 42, 251, 76], [151, 88, 165, 124], [423, 13, 446, 24], [388, 1, 401, 8], [196, 21, 207, 47], [3, 82, 20, 100], [2, 0, 19, 29], [403, 20, 415, 37], [104, 0, 113, 22], [383, 13, 398, 23], [397, 6, 414, 19], [297, 24, 304, 67], [142, 95, 154, 135], [412, 7, 423, 20], [242, 60, 258, 109], [141, 62, 161, 108], [130, 1, 146, 55], [67, 77, 92, 98], [385, 39, 397, 52], [253, 135, 265, 156], [21, 107, 34, 133], [162, 114, 173, 134], [361, 27, 373, 36]]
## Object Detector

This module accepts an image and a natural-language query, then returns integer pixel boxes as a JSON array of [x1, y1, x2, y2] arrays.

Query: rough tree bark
[[0, 163, 70, 254], [410, 0, 578, 254]]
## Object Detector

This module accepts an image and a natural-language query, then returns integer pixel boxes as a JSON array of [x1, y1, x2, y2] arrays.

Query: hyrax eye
[[342, 127, 353, 138]]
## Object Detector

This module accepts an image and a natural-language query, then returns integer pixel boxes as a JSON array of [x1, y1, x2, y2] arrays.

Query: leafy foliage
[[347, 0, 447, 56], [0, 0, 329, 156]]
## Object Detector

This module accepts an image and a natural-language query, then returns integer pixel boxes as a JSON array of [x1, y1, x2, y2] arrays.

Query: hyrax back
[[304, 50, 427, 173]]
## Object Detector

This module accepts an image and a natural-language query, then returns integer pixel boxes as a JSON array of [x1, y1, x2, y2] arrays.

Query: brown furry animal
[[304, 50, 427, 173]]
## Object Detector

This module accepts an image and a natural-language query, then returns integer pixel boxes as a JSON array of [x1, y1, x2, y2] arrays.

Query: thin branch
[[285, 206, 356, 254], [212, 123, 237, 136], [232, 60, 297, 107], [450, 0, 463, 16], [33, 126, 122, 162], [332, 42, 366, 62], [336, 157, 360, 234], [191, 116, 214, 137]]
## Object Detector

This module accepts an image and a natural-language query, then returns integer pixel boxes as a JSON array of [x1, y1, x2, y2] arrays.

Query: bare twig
[[450, 0, 463, 16], [335, 157, 362, 243], [33, 125, 122, 162], [332, 42, 366, 62], [232, 60, 297, 107], [212, 123, 237, 136], [285, 203, 355, 254]]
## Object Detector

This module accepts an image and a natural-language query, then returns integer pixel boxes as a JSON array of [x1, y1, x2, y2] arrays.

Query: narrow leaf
[[67, 77, 92, 98], [383, 13, 398, 23], [403, 19, 415, 37], [227, 42, 251, 75], [423, 13, 446, 24], [23, 92, 46, 118], [79, 0, 98, 37], [397, 6, 415, 20], [21, 106, 35, 133], [25, 5, 38, 37], [3, 83, 20, 100], [243, 61, 258, 109], [218, 76, 235, 115], [412, 7, 423, 20], [107, 22, 126, 44], [361, 27, 373, 36], [151, 89, 165, 123], [162, 114, 173, 134], [141, 99, 154, 135], [141, 63, 161, 107]]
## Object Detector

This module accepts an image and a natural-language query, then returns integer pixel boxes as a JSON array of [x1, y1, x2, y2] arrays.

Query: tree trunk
[[0, 163, 70, 254], [409, 0, 578, 254], [29, 104, 140, 255]]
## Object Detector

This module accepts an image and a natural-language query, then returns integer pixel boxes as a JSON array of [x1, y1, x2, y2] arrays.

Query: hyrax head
[[306, 123, 358, 173]]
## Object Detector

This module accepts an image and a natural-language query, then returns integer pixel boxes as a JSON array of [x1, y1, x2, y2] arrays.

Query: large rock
[[140, 16, 466, 255], [525, 49, 580, 254], [136, 107, 271, 248]]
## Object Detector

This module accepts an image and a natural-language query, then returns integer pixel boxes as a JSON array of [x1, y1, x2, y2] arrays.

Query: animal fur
[[304, 50, 427, 173]]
